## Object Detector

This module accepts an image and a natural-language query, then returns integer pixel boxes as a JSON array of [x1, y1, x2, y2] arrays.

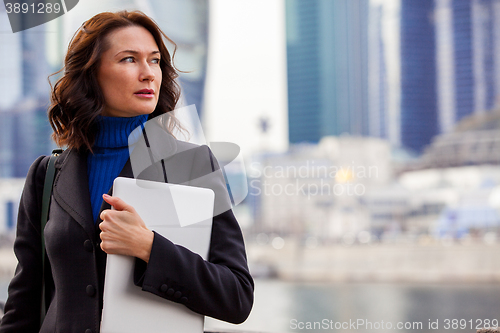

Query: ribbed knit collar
[[94, 114, 149, 149]]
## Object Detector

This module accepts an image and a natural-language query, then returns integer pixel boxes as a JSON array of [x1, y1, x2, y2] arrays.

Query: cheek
[[103, 75, 131, 99], [155, 68, 162, 84], [99, 68, 130, 91], [101, 83, 122, 104], [98, 71, 118, 100]]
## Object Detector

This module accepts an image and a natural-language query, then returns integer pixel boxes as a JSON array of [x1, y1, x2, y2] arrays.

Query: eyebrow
[[115, 50, 161, 57]]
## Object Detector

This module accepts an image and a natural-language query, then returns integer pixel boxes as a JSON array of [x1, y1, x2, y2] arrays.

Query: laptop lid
[[100, 177, 214, 333]]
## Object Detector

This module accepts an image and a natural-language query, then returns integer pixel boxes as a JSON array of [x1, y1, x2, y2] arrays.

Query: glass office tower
[[400, 0, 438, 154], [286, 0, 369, 144]]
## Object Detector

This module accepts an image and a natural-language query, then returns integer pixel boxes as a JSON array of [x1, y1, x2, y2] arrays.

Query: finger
[[99, 220, 108, 231], [102, 194, 134, 212], [99, 209, 117, 222], [100, 210, 108, 221], [100, 239, 114, 254]]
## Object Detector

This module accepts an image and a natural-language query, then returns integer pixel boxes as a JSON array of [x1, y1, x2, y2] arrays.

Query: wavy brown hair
[[48, 10, 184, 152]]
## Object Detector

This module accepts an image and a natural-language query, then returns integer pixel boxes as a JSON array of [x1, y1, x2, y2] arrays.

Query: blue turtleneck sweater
[[87, 114, 148, 223]]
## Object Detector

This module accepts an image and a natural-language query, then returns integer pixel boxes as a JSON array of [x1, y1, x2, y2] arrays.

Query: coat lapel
[[52, 149, 96, 242]]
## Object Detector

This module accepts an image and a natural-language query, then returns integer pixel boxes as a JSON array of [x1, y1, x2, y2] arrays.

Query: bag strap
[[40, 148, 63, 327]]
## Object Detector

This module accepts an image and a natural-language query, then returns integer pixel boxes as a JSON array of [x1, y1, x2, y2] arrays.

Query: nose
[[139, 60, 155, 82]]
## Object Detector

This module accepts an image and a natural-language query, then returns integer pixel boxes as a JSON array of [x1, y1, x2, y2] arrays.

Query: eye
[[151, 58, 161, 64], [121, 56, 134, 63]]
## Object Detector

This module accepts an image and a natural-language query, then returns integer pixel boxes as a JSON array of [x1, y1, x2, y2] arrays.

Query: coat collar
[[52, 149, 96, 242]]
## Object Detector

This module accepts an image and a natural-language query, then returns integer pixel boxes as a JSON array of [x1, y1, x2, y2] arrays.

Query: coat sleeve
[[0, 155, 49, 332], [133, 145, 254, 324]]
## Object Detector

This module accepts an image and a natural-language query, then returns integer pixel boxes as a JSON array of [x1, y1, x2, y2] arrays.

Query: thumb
[[102, 194, 133, 212]]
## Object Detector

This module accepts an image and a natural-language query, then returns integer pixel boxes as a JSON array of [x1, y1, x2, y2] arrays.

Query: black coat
[[0, 140, 254, 333]]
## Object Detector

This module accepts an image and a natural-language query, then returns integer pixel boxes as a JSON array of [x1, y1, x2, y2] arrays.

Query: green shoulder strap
[[40, 148, 63, 327]]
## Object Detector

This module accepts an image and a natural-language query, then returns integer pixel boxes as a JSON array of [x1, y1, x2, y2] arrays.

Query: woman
[[0, 10, 253, 333]]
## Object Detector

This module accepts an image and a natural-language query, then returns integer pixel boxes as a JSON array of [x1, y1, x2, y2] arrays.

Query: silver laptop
[[100, 177, 214, 333]]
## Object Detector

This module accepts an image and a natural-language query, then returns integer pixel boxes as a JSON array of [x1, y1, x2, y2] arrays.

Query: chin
[[134, 105, 157, 116], [130, 108, 155, 117]]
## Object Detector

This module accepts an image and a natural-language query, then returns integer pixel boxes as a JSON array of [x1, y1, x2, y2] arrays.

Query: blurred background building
[[286, 0, 369, 143], [285, 0, 500, 154], [0, 4, 53, 179]]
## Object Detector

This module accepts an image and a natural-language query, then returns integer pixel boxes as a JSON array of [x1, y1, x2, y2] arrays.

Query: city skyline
[[286, 0, 500, 155], [3, 0, 500, 178]]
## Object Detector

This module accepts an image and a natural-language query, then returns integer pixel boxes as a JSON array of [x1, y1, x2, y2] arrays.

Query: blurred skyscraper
[[367, 0, 401, 148], [148, 0, 208, 118], [0, 5, 54, 178], [435, 0, 500, 134], [367, 4, 387, 141], [366, 0, 439, 153], [285, 0, 427, 151], [400, 0, 438, 154], [0, 5, 22, 110], [285, 0, 369, 144]]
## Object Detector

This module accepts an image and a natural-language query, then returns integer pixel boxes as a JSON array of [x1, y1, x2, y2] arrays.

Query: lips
[[134, 89, 154, 95]]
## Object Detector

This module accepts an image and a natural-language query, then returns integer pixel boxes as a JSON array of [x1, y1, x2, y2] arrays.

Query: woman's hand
[[99, 193, 154, 263]]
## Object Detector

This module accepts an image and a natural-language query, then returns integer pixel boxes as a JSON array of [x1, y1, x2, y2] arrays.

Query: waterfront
[[205, 279, 500, 333], [2, 243, 500, 333], [1, 263, 500, 332], [246, 240, 500, 283]]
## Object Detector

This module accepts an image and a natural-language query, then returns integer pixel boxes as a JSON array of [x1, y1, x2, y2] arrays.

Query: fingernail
[[103, 194, 111, 198]]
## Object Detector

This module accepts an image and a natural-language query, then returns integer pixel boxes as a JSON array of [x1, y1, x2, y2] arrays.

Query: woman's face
[[97, 25, 162, 117]]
